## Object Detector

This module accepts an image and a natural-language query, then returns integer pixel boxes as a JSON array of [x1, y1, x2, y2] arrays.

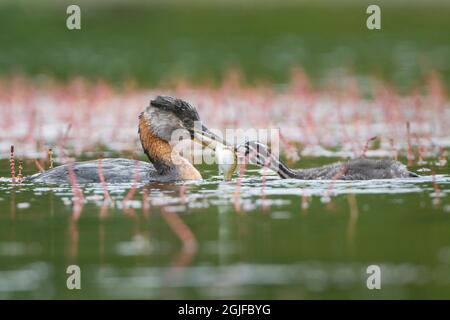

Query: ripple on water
[[89, 261, 446, 298], [0, 172, 448, 214]]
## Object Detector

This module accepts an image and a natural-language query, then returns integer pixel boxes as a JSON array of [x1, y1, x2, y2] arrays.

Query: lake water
[[0, 158, 449, 299]]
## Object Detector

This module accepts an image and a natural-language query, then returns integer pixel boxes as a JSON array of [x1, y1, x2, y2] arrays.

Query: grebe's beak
[[191, 124, 233, 152]]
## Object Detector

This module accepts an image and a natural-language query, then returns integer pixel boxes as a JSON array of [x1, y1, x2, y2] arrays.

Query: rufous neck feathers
[[138, 114, 201, 180]]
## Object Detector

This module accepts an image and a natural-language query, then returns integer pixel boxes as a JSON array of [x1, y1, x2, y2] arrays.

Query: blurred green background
[[0, 0, 449, 90]]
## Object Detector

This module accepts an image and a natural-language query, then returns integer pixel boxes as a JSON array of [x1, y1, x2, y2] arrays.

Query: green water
[[0, 158, 449, 299]]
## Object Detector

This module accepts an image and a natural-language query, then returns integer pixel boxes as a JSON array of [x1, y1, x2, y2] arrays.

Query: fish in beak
[[191, 124, 231, 151], [191, 124, 237, 180]]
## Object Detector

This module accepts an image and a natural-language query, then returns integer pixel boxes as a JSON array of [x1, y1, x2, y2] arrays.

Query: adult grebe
[[239, 141, 419, 180], [26, 96, 228, 184]]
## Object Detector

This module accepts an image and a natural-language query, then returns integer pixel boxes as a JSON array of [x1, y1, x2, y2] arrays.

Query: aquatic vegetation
[[0, 73, 448, 217], [9, 145, 14, 183], [0, 73, 448, 164], [47, 148, 53, 169], [17, 160, 23, 183], [0, 73, 448, 212], [0, 73, 449, 299]]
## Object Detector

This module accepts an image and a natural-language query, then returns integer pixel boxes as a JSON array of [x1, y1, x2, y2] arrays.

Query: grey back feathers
[[25, 159, 157, 184], [239, 141, 419, 180]]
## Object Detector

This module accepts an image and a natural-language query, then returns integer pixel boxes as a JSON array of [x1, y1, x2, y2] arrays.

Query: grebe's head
[[237, 141, 294, 179], [140, 96, 228, 150]]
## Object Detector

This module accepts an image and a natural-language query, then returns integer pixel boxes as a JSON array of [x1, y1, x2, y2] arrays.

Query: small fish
[[215, 145, 237, 181]]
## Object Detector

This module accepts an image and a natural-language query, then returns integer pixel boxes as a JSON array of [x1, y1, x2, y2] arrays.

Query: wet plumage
[[25, 159, 157, 184], [25, 96, 224, 184], [291, 159, 418, 180], [240, 141, 419, 180]]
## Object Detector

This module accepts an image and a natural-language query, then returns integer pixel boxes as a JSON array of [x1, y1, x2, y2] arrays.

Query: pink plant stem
[[406, 122, 413, 167], [58, 134, 85, 211], [233, 152, 251, 213], [161, 208, 197, 252], [261, 165, 267, 203], [389, 138, 398, 161], [323, 165, 348, 201], [301, 191, 310, 212], [67, 163, 84, 215], [66, 159, 83, 201], [233, 162, 246, 213], [24, 108, 36, 143], [34, 159, 45, 173], [431, 169, 441, 198], [123, 207, 139, 220], [97, 156, 111, 202], [438, 148, 448, 166], [99, 202, 109, 220], [10, 187, 16, 219], [279, 132, 299, 163], [413, 133, 427, 164], [48, 148, 54, 169], [17, 160, 23, 183], [261, 154, 273, 211], [10, 145, 15, 183], [179, 185, 186, 204], [360, 136, 377, 159], [142, 187, 150, 218], [122, 160, 140, 208], [418, 145, 426, 164]]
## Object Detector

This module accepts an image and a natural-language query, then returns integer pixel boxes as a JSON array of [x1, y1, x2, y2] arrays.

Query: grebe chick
[[239, 141, 419, 180], [26, 96, 229, 184]]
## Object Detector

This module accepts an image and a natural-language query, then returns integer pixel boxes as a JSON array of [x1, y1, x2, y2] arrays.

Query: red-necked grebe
[[25, 96, 228, 184], [239, 141, 420, 180]]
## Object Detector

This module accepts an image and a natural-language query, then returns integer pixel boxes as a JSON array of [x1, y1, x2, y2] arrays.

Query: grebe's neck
[[266, 156, 298, 179], [138, 114, 201, 180]]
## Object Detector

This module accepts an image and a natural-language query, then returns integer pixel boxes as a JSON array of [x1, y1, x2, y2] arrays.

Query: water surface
[[0, 158, 449, 299]]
